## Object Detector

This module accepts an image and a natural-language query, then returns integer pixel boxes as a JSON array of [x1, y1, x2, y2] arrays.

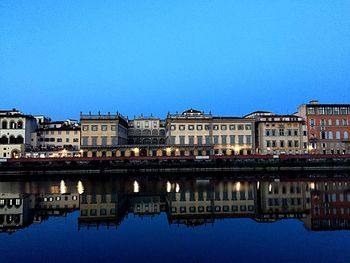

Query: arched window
[[328, 131, 333, 140], [345, 131, 349, 140], [336, 131, 341, 140], [10, 121, 16, 129], [159, 129, 165, 136], [152, 138, 158, 145], [142, 129, 151, 136], [335, 119, 340, 126], [328, 120, 332, 126], [1, 120, 7, 129], [9, 135, 16, 144], [17, 120, 23, 129], [0, 135, 8, 144], [151, 130, 158, 136], [17, 135, 24, 144]]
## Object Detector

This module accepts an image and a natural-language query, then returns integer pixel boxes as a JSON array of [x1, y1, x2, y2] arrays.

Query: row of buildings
[[0, 100, 350, 158], [2, 178, 350, 233]]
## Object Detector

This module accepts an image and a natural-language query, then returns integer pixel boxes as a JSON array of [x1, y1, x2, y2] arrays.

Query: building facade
[[246, 112, 307, 155], [30, 119, 81, 155], [166, 109, 255, 156], [80, 112, 128, 157], [127, 116, 166, 145], [297, 100, 350, 154], [0, 109, 37, 158]]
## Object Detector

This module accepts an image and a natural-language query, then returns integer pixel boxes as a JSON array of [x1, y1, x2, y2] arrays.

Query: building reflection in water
[[1, 175, 350, 233]]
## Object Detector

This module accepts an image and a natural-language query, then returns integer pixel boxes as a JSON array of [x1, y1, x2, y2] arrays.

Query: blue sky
[[1, 1, 350, 120]]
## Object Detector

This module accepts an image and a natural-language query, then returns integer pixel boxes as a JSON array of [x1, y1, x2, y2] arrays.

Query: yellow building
[[80, 112, 128, 157], [166, 109, 255, 156]]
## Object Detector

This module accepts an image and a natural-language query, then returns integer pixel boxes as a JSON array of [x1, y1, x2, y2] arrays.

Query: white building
[[0, 109, 37, 158]]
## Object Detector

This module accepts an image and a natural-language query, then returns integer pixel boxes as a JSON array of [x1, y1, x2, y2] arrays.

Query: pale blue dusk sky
[[1, 1, 350, 120]]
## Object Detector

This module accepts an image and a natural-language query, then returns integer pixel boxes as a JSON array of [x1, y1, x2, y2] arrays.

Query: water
[[1, 174, 350, 263]]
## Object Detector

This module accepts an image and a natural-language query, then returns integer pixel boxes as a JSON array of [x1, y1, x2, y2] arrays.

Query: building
[[166, 180, 257, 226], [245, 111, 307, 155], [127, 115, 166, 156], [30, 119, 81, 156], [258, 181, 311, 218], [165, 109, 255, 156], [296, 100, 350, 154], [80, 112, 128, 157], [309, 180, 350, 230], [0, 109, 37, 158]]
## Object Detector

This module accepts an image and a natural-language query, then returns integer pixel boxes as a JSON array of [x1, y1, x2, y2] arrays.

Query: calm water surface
[[1, 174, 350, 263]]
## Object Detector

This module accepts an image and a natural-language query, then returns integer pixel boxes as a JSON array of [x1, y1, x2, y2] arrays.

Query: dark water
[[1, 174, 350, 263]]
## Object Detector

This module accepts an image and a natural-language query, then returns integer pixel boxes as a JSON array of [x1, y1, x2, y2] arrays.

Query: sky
[[1, 1, 350, 120]]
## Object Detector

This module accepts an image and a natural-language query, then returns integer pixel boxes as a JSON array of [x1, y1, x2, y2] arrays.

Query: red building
[[297, 100, 350, 154]]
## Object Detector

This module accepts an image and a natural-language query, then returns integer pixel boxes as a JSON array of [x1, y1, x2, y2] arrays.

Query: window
[[205, 125, 210, 130], [344, 131, 349, 139], [279, 129, 284, 136], [57, 138, 62, 142], [65, 138, 69, 143], [188, 125, 194, 130], [82, 137, 88, 146], [58, 131, 62, 135], [246, 135, 251, 145], [294, 140, 299, 147], [197, 136, 203, 145], [213, 136, 219, 144], [229, 125, 236, 130], [189, 136, 194, 145], [221, 125, 227, 130], [328, 131, 333, 140], [310, 119, 315, 126], [328, 120, 332, 126], [101, 125, 108, 131], [92, 136, 97, 146], [66, 130, 70, 135], [73, 138, 79, 143], [179, 125, 185, 130], [221, 135, 227, 144], [287, 130, 292, 136], [280, 140, 284, 147], [288, 140, 292, 147], [205, 136, 210, 145], [171, 125, 176, 131], [336, 131, 341, 140], [272, 141, 276, 147], [179, 136, 185, 145], [266, 130, 270, 136], [343, 119, 349, 126], [238, 135, 244, 145], [213, 125, 219, 130], [271, 129, 276, 136], [266, 141, 271, 147], [111, 125, 117, 131], [112, 136, 118, 145], [335, 120, 340, 126], [197, 125, 203, 130], [294, 130, 298, 136], [101, 136, 107, 146], [245, 125, 251, 130], [230, 135, 235, 144], [237, 125, 244, 130], [92, 125, 98, 131]]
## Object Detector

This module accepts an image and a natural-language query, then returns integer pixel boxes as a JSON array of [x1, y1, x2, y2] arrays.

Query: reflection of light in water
[[166, 181, 171, 193], [77, 181, 84, 194], [310, 182, 315, 190], [134, 180, 140, 193], [60, 180, 67, 194], [257, 181, 260, 190], [236, 182, 241, 191], [269, 183, 272, 192], [175, 183, 180, 193]]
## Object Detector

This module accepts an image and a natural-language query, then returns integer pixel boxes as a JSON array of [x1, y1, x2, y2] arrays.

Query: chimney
[[310, 100, 319, 105]]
